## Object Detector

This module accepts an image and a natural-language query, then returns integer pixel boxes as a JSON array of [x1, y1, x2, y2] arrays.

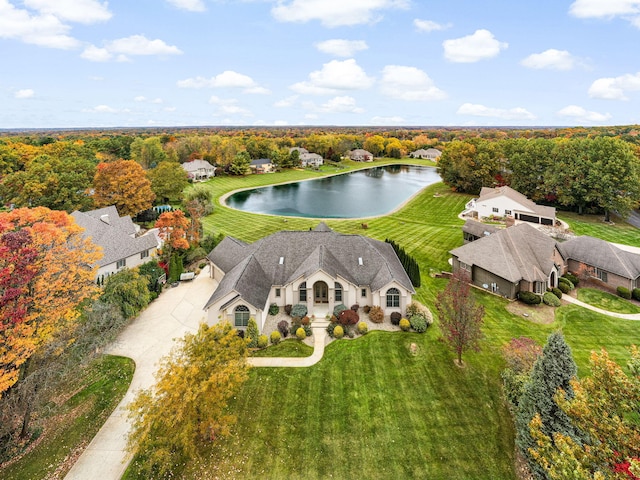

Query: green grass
[[577, 288, 640, 314], [251, 339, 313, 357], [0, 355, 134, 480], [560, 211, 640, 247]]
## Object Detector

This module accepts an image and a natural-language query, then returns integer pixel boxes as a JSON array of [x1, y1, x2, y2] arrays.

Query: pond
[[225, 165, 441, 218]]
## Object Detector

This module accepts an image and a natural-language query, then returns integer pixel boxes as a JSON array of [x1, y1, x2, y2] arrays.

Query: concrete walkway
[[562, 294, 640, 320], [65, 267, 216, 480]]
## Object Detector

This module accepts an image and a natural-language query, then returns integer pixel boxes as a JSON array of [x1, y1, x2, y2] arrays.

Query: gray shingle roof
[[558, 236, 640, 280], [72, 207, 158, 267], [462, 219, 500, 238], [478, 186, 556, 219], [181, 159, 215, 173], [205, 225, 415, 310], [450, 223, 558, 283], [250, 158, 272, 166]]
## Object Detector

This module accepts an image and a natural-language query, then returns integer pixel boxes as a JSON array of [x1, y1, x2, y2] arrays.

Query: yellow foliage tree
[[93, 160, 155, 217]]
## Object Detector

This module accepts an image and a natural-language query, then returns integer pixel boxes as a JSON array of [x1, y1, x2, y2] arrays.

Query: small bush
[[330, 314, 338, 323], [333, 325, 344, 339], [301, 316, 310, 325], [399, 318, 411, 331], [563, 273, 579, 286], [291, 304, 308, 318], [338, 309, 359, 325], [350, 304, 360, 312], [284, 304, 292, 315], [357, 322, 368, 335], [550, 287, 562, 299], [363, 305, 371, 314], [409, 314, 429, 333], [277, 320, 289, 338], [268, 303, 279, 315], [558, 282, 570, 294], [617, 286, 632, 299], [326, 322, 336, 337], [543, 291, 561, 307], [368, 305, 384, 323], [246, 318, 259, 348], [333, 304, 348, 317], [390, 312, 402, 325], [270, 330, 281, 345], [405, 302, 422, 318], [633, 288, 640, 301], [257, 335, 268, 348], [236, 329, 245, 339], [518, 291, 541, 305], [296, 327, 306, 340], [558, 277, 574, 290], [347, 329, 355, 338]]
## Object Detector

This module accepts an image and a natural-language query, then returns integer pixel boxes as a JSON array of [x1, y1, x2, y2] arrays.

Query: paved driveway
[[65, 267, 216, 480]]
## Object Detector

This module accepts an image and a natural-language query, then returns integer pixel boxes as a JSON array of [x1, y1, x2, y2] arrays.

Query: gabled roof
[[72, 206, 158, 267], [181, 159, 214, 172], [204, 255, 271, 310], [477, 186, 555, 219], [289, 147, 309, 154], [250, 158, 272, 166], [450, 223, 558, 283], [350, 149, 373, 156], [300, 152, 323, 161], [412, 148, 441, 156], [462, 219, 500, 238], [558, 236, 640, 280], [205, 224, 415, 311]]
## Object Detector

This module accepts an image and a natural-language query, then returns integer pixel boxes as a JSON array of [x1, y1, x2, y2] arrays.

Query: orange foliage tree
[[0, 207, 101, 394], [155, 210, 190, 257], [93, 160, 155, 217]]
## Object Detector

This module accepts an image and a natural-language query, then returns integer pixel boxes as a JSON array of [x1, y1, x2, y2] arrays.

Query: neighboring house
[[558, 236, 640, 291], [450, 223, 564, 299], [289, 147, 309, 155], [410, 148, 442, 160], [204, 223, 415, 332], [250, 158, 275, 174], [465, 186, 556, 226], [181, 159, 215, 181], [349, 149, 374, 162], [300, 152, 324, 168], [72, 206, 159, 281], [462, 219, 500, 243]]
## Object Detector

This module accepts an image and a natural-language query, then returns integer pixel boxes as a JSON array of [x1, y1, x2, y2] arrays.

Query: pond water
[[225, 165, 441, 218]]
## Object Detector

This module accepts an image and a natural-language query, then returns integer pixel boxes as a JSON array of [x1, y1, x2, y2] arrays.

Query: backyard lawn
[[577, 287, 640, 314]]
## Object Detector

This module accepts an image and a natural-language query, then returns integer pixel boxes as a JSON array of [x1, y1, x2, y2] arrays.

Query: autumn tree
[[147, 161, 189, 204], [130, 136, 168, 169], [229, 151, 250, 175], [93, 160, 155, 217], [127, 322, 249, 478], [435, 270, 484, 365], [183, 186, 213, 245], [363, 135, 385, 157], [155, 210, 190, 259]]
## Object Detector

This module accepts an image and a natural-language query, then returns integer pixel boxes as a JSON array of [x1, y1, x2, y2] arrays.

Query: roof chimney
[[100, 214, 110, 225]]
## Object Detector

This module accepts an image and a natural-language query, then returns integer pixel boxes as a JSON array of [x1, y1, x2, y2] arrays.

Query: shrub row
[[617, 286, 631, 299]]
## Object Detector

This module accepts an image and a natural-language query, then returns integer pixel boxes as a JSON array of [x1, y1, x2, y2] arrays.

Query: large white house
[[181, 159, 215, 181], [410, 148, 442, 160], [204, 223, 415, 332], [72, 206, 160, 281], [465, 186, 556, 226]]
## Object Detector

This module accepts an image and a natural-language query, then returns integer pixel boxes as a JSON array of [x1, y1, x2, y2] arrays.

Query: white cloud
[[271, 0, 409, 27], [457, 103, 536, 120], [151, 98, 163, 104], [24, 0, 111, 24], [557, 105, 612, 123], [244, 86, 271, 95], [320, 96, 364, 113], [414, 19, 451, 32], [443, 29, 508, 63], [315, 39, 368, 57], [588, 72, 640, 100], [290, 59, 374, 95], [164, 106, 177, 112], [0, 0, 80, 49], [166, 0, 206, 12], [208, 96, 252, 116], [83, 104, 121, 113], [81, 45, 111, 61], [178, 71, 269, 94], [14, 88, 35, 99], [209, 95, 238, 105], [569, 0, 640, 27], [370, 115, 405, 124], [134, 96, 146, 102], [379, 65, 446, 101], [521, 49, 579, 70], [82, 35, 182, 62], [274, 95, 299, 107]]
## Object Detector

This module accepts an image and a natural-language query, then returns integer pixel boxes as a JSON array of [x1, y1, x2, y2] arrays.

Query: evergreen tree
[[246, 318, 259, 348], [516, 331, 583, 479]]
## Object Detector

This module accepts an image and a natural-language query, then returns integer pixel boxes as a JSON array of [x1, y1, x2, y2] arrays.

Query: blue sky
[[2, 0, 640, 128]]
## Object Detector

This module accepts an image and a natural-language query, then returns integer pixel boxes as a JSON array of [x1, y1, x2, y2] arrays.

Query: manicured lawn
[[560, 211, 640, 247], [251, 339, 313, 357], [577, 288, 640, 314], [0, 355, 134, 480]]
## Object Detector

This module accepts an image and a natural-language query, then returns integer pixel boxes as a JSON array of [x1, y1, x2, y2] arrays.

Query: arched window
[[334, 282, 343, 303], [386, 288, 400, 308], [234, 305, 250, 327], [299, 282, 307, 302]]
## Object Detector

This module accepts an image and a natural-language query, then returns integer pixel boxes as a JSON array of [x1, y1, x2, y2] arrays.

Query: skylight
[[279, 257, 284, 265], [358, 257, 363, 266]]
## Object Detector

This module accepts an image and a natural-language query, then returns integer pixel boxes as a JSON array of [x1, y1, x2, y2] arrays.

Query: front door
[[314, 281, 328, 304]]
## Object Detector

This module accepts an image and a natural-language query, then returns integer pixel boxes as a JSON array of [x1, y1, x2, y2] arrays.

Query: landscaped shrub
[[257, 335, 268, 348], [330, 314, 337, 323], [284, 304, 292, 315], [558, 282, 570, 294], [409, 314, 429, 333], [236, 329, 245, 339], [246, 318, 259, 347], [268, 303, 279, 315], [390, 312, 402, 325], [405, 302, 422, 319], [617, 286, 632, 299], [326, 322, 336, 337], [550, 287, 563, 299], [333, 325, 344, 339], [301, 316, 310, 325], [277, 320, 289, 338], [296, 327, 307, 340], [542, 292, 561, 307], [270, 330, 281, 345], [350, 304, 359, 312], [363, 305, 371, 314], [399, 318, 411, 331], [357, 322, 368, 335], [368, 305, 384, 323], [633, 288, 640, 301], [518, 291, 542, 305], [291, 304, 308, 318], [333, 303, 348, 317], [338, 309, 359, 325], [563, 272, 579, 286], [558, 277, 574, 290], [347, 328, 355, 338]]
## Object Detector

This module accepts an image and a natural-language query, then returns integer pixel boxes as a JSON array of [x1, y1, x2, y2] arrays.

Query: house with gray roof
[[181, 159, 215, 181], [250, 158, 275, 173], [72, 206, 160, 281], [450, 223, 565, 299], [300, 152, 324, 168], [410, 148, 442, 160], [465, 185, 556, 226], [349, 149, 374, 162], [204, 223, 415, 331], [462, 219, 500, 243]]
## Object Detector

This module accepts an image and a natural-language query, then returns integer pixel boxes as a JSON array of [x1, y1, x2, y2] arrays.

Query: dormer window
[[279, 257, 284, 265], [358, 257, 363, 266]]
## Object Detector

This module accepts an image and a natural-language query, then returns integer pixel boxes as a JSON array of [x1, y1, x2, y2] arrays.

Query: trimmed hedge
[[409, 315, 428, 333], [543, 292, 561, 307], [296, 327, 307, 340], [268, 303, 279, 315], [357, 322, 368, 335], [617, 286, 632, 299], [270, 330, 281, 345], [257, 335, 268, 348], [333, 325, 344, 339], [518, 291, 542, 305], [390, 312, 402, 325], [338, 309, 359, 325], [550, 287, 562, 299], [558, 282, 570, 294], [558, 277, 574, 290], [633, 288, 640, 301], [562, 273, 579, 286], [399, 318, 411, 331]]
